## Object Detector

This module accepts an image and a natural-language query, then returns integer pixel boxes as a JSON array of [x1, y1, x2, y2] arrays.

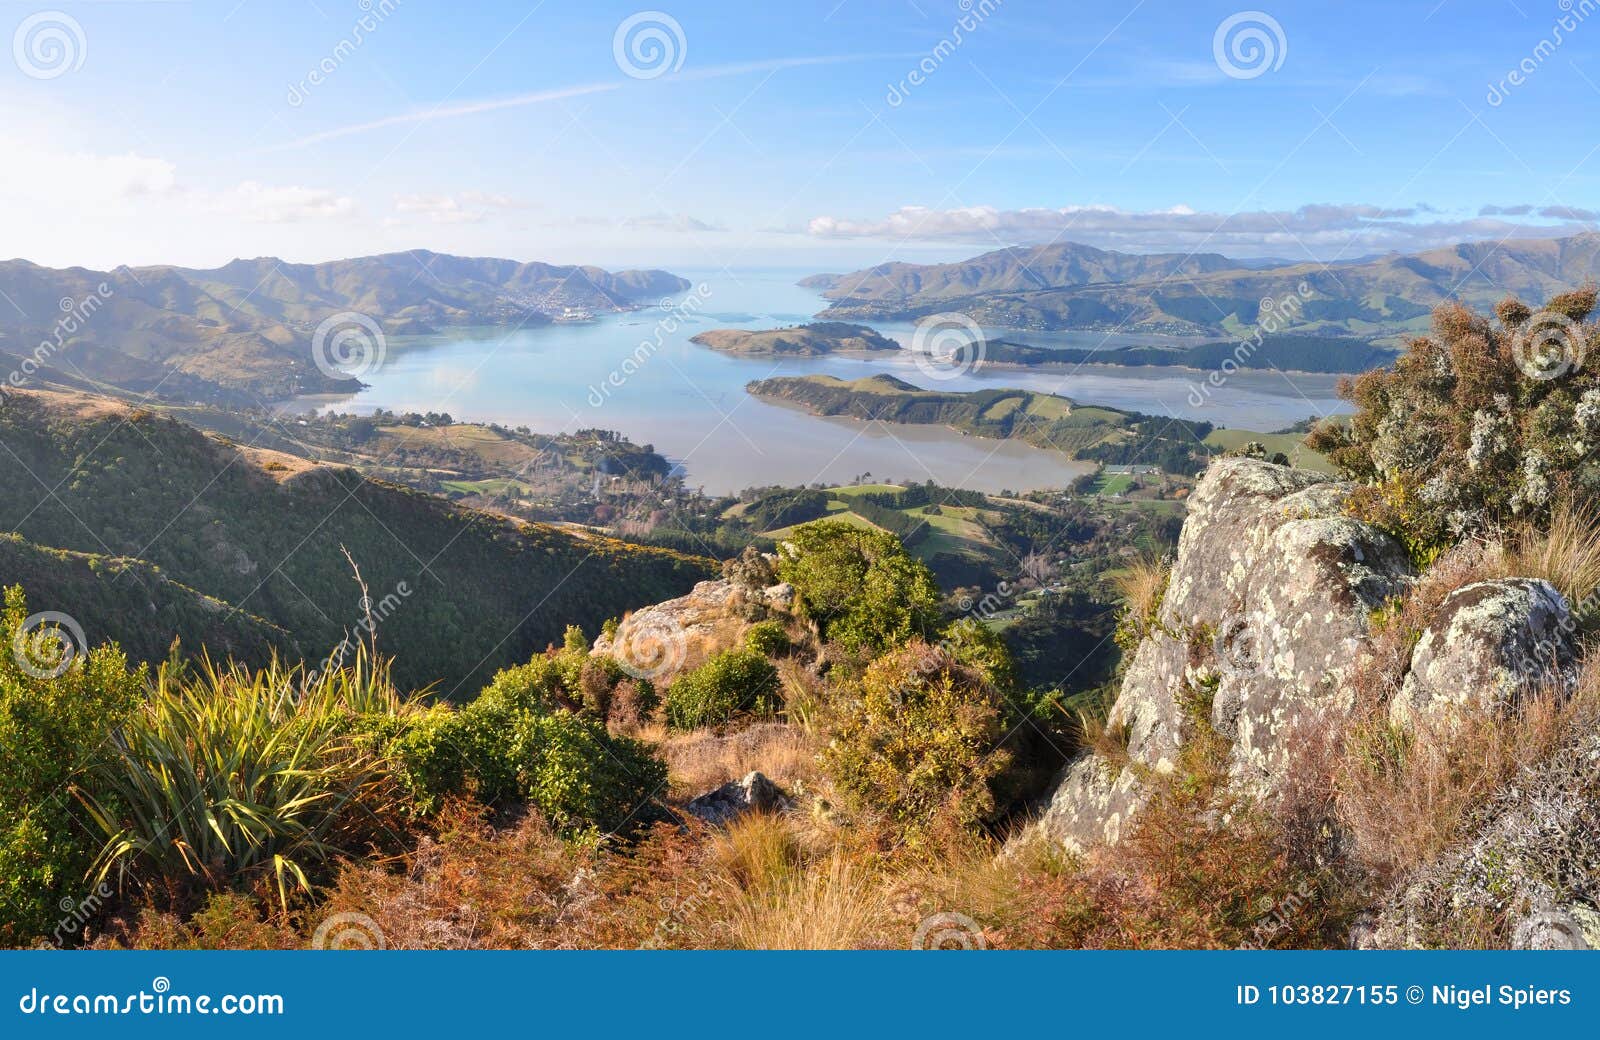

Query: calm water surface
[[284, 269, 1348, 495]]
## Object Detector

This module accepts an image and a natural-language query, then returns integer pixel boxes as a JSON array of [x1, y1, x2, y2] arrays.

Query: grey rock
[[685, 770, 790, 825], [1391, 578, 1579, 729], [1021, 458, 1415, 853], [762, 582, 796, 609]]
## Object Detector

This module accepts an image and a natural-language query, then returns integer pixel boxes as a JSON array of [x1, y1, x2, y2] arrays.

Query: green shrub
[[1308, 290, 1600, 549], [386, 655, 667, 835], [776, 521, 939, 655], [0, 587, 145, 944], [664, 648, 781, 730], [743, 620, 791, 657], [820, 641, 1012, 843]]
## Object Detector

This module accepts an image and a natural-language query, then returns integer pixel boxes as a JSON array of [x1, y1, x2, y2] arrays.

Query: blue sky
[[3, 0, 1597, 270]]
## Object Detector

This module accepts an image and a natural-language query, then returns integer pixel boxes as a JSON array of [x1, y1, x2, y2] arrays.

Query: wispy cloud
[[806, 202, 1599, 256], [272, 54, 904, 151]]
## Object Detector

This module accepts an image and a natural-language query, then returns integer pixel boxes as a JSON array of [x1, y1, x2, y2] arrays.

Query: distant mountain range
[[0, 251, 688, 403], [807, 234, 1600, 339]]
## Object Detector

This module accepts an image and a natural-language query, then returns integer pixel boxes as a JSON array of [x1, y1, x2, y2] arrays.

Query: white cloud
[[391, 191, 532, 224], [805, 202, 1598, 256], [222, 181, 357, 223], [0, 142, 177, 204]]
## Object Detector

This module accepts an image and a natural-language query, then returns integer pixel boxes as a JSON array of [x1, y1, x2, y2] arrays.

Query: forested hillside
[[0, 389, 713, 692]]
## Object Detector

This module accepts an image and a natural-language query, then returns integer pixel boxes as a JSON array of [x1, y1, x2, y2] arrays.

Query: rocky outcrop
[[1024, 457, 1589, 857], [591, 577, 794, 683], [1390, 578, 1578, 728], [685, 771, 791, 825], [1026, 458, 1417, 852]]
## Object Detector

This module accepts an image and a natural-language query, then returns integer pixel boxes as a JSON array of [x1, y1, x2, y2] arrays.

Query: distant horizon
[[3, 224, 1595, 279]]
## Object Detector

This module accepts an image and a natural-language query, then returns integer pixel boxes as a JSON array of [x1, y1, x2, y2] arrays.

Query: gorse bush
[[777, 521, 940, 656], [81, 650, 411, 910], [1308, 290, 1600, 553], [820, 642, 1013, 843], [664, 648, 781, 730], [385, 654, 667, 834], [0, 587, 145, 943]]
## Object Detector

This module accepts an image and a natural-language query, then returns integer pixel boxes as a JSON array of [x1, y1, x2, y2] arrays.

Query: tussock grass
[[1499, 500, 1600, 608]]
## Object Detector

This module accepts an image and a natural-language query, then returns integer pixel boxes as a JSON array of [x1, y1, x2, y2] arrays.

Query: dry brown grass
[[1497, 500, 1600, 607], [654, 720, 818, 797], [713, 848, 897, 949], [1112, 555, 1170, 638], [1337, 667, 1600, 879]]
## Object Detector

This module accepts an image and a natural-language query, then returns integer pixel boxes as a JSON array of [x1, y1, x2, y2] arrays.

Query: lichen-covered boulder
[[1022, 458, 1415, 853], [1390, 578, 1578, 729], [592, 578, 789, 683]]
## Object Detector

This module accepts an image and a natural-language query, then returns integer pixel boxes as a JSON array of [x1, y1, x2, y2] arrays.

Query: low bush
[[743, 620, 791, 657], [664, 648, 780, 730], [386, 654, 667, 835], [820, 642, 1012, 843], [1308, 290, 1600, 552], [0, 587, 145, 943], [777, 521, 940, 656]]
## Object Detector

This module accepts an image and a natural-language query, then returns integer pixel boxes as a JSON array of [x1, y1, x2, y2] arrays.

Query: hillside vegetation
[[0, 389, 712, 691], [747, 373, 1216, 474]]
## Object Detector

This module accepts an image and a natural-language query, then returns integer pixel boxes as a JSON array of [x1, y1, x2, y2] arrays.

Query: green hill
[[0, 389, 714, 693]]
